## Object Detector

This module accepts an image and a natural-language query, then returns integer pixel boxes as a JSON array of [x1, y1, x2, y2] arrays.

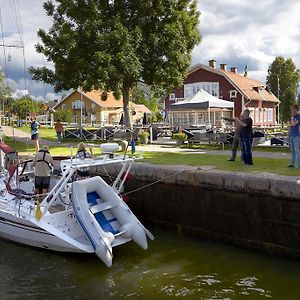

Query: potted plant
[[173, 132, 187, 145], [138, 130, 150, 144]]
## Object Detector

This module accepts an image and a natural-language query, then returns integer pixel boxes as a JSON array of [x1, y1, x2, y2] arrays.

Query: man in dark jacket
[[240, 109, 253, 165]]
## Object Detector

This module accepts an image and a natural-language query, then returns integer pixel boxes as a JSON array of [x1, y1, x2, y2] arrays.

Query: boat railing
[[41, 167, 76, 216], [112, 160, 133, 193]]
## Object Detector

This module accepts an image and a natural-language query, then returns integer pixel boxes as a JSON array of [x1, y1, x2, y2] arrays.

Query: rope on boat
[[123, 169, 186, 196]]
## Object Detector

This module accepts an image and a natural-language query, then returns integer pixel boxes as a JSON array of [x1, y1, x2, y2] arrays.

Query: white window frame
[[184, 82, 219, 98], [72, 100, 84, 109], [169, 93, 175, 100], [230, 90, 237, 98], [267, 108, 273, 122]]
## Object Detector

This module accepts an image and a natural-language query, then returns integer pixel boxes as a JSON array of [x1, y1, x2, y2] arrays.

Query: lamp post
[[276, 75, 280, 124]]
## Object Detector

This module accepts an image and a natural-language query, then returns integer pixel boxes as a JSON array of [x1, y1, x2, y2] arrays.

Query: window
[[267, 108, 273, 122], [169, 93, 175, 100], [255, 108, 259, 124], [259, 109, 263, 123], [62, 104, 66, 110], [72, 100, 84, 109], [91, 103, 96, 113], [184, 82, 219, 98], [230, 90, 237, 98]]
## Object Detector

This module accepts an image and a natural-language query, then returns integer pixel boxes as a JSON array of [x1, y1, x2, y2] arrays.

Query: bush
[[138, 130, 150, 144], [172, 132, 187, 141], [54, 109, 73, 123], [138, 131, 150, 139]]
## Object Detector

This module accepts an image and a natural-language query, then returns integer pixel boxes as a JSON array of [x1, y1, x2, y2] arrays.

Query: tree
[[54, 109, 73, 123], [29, 0, 201, 127], [132, 84, 163, 123], [266, 56, 300, 122], [11, 97, 40, 119]]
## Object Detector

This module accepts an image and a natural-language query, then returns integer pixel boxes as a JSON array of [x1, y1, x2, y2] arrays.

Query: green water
[[1, 229, 300, 300]]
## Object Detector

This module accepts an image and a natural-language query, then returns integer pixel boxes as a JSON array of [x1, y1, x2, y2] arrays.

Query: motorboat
[[0, 142, 154, 267]]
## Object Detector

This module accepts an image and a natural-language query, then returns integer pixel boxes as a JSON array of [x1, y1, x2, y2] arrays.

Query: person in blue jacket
[[288, 104, 300, 168], [30, 116, 40, 152]]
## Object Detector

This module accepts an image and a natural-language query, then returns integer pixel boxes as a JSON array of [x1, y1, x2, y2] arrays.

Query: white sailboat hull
[[0, 144, 153, 266], [0, 203, 93, 253]]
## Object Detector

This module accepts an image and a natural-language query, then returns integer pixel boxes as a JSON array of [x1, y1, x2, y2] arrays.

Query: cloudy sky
[[0, 0, 300, 101]]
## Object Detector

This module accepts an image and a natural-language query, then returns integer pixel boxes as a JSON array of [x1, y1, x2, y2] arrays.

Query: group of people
[[223, 108, 253, 165], [225, 105, 300, 168], [30, 114, 91, 199], [30, 117, 64, 152], [33, 141, 92, 200]]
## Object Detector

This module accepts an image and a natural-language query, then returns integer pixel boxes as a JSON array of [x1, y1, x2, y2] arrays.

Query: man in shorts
[[33, 145, 54, 199], [30, 116, 40, 151]]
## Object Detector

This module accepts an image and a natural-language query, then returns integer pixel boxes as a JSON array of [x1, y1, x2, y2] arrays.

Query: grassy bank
[[4, 131, 298, 177], [141, 151, 299, 177]]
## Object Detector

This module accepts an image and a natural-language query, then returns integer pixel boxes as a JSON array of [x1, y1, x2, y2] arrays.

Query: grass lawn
[[3, 136, 102, 156], [181, 143, 290, 153], [17, 125, 58, 141], [141, 151, 300, 177], [15, 126, 291, 153], [16, 125, 105, 144], [3, 136, 298, 176], [5, 128, 298, 177]]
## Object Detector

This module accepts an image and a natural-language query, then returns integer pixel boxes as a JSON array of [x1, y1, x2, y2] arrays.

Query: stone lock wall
[[95, 163, 300, 258]]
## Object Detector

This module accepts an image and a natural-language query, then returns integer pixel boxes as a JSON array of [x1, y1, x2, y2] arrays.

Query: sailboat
[[0, 142, 154, 267]]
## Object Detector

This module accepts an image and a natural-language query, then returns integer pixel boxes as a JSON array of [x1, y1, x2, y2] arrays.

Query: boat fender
[[119, 223, 133, 238]]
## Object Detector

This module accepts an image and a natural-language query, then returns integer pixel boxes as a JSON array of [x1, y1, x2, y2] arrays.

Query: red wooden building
[[163, 60, 279, 126]]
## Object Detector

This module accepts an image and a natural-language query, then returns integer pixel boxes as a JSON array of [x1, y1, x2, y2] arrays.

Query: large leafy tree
[[29, 0, 201, 126], [132, 84, 163, 123], [11, 96, 40, 119], [266, 56, 300, 122]]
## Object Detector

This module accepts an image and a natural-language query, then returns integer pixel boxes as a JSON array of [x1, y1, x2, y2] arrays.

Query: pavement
[[1, 126, 292, 160]]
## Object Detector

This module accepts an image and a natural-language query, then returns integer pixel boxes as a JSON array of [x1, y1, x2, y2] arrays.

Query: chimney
[[230, 67, 238, 74], [220, 63, 227, 71], [208, 59, 216, 68]]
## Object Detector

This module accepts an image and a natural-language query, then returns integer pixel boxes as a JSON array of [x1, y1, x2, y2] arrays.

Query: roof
[[171, 89, 234, 109], [54, 89, 152, 112], [132, 103, 151, 114], [53, 89, 123, 109], [188, 64, 279, 103], [114, 103, 151, 114], [84, 90, 123, 108]]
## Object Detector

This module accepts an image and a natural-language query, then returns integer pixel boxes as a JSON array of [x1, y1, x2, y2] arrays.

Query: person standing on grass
[[30, 116, 40, 152], [240, 109, 253, 165], [54, 119, 63, 143], [288, 104, 300, 168], [222, 114, 245, 161]]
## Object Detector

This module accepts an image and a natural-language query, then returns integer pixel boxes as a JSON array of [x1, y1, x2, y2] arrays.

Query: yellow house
[[54, 89, 150, 125]]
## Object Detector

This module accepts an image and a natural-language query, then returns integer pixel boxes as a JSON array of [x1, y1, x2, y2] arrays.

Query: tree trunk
[[122, 85, 132, 128]]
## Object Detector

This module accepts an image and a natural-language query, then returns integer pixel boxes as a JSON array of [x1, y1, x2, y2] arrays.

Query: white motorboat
[[0, 142, 154, 267]]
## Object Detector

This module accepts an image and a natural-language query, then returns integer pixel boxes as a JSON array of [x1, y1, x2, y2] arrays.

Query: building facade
[[164, 60, 280, 126], [54, 89, 150, 126]]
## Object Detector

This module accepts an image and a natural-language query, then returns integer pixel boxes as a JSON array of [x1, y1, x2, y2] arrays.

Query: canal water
[[1, 229, 300, 300]]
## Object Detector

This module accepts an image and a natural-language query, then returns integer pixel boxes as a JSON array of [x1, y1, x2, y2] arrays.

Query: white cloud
[[194, 0, 300, 83], [1, 0, 300, 97]]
